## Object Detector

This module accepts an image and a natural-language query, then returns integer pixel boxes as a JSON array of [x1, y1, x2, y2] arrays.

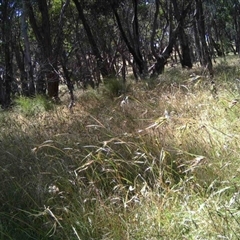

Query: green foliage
[[103, 78, 130, 98], [14, 95, 54, 116]]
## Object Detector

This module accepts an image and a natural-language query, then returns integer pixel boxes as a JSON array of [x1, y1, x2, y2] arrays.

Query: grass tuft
[[14, 95, 54, 116], [103, 78, 131, 98]]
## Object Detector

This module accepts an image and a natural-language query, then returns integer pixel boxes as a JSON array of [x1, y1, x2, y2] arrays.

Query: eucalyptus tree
[[110, 0, 150, 79], [1, 0, 239, 108], [14, 0, 35, 97], [108, 0, 195, 78], [204, 0, 236, 58], [172, 0, 193, 68], [72, 0, 112, 80], [231, 0, 240, 55], [149, 0, 194, 76], [25, 0, 70, 99], [194, 0, 213, 76], [0, 0, 15, 108]]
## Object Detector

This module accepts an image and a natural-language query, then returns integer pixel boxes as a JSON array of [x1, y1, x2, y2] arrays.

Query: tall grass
[[0, 58, 240, 239]]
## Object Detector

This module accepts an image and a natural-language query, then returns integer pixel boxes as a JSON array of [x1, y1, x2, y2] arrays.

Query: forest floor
[[0, 55, 240, 239]]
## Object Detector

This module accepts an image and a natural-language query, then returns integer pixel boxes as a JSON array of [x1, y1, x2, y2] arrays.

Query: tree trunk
[[0, 71, 4, 107], [14, 42, 29, 96], [72, 0, 109, 78], [111, 1, 147, 78], [131, 0, 147, 76], [193, 20, 201, 63], [172, 0, 192, 68], [35, 57, 46, 95], [4, 37, 13, 108], [233, 1, 240, 55], [1, 0, 13, 108], [194, 0, 213, 76], [178, 30, 192, 68], [151, 0, 176, 76], [61, 51, 75, 110], [26, 0, 60, 99], [21, 0, 35, 96], [151, 0, 193, 76]]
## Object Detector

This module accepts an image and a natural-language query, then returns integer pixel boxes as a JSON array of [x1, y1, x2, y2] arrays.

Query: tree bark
[[194, 0, 213, 76], [172, 0, 192, 68], [14, 42, 28, 96], [26, 0, 69, 99], [151, 0, 193, 76], [21, 0, 35, 96], [111, 1, 147, 78], [72, 0, 109, 78], [1, 0, 13, 108], [233, 1, 240, 55]]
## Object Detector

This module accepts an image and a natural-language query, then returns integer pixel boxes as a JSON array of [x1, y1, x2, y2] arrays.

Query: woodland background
[[0, 1, 240, 240], [0, 0, 239, 106]]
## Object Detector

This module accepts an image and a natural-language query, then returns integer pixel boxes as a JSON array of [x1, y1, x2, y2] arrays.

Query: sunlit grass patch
[[0, 58, 240, 239]]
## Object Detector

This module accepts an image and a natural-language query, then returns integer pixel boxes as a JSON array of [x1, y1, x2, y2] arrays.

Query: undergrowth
[[0, 58, 240, 239], [14, 95, 54, 116]]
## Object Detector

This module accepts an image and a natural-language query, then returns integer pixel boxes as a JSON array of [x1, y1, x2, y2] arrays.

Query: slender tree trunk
[[35, 57, 46, 95], [72, 0, 109, 78], [233, 1, 240, 55], [150, 0, 162, 59], [132, 0, 147, 76], [193, 20, 201, 63], [151, 1, 175, 76], [0, 72, 4, 107], [178, 30, 192, 68], [4, 34, 13, 108], [38, 0, 60, 99], [172, 0, 192, 68], [14, 42, 29, 96], [61, 50, 75, 110], [21, 0, 35, 96], [195, 0, 213, 76], [26, 0, 62, 99], [111, 1, 147, 78], [151, 0, 193, 76], [1, 0, 13, 108]]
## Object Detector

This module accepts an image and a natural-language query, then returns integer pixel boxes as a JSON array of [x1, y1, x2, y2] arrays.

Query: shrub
[[14, 95, 54, 116]]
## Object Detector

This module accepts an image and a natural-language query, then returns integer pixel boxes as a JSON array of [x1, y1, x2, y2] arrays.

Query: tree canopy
[[0, 0, 239, 108]]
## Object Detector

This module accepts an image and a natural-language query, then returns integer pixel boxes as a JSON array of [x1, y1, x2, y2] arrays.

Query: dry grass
[[0, 57, 240, 239]]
